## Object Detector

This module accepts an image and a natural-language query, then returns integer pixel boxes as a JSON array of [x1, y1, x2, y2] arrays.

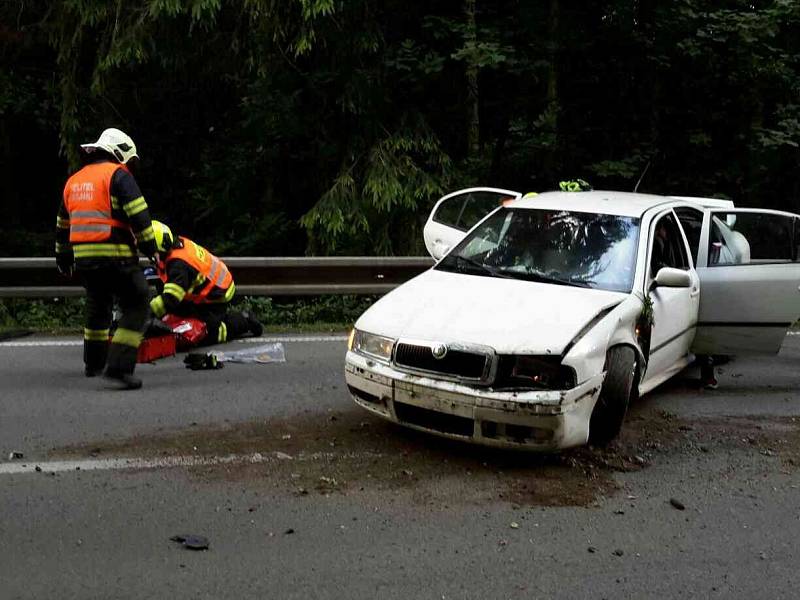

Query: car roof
[[507, 191, 733, 218]]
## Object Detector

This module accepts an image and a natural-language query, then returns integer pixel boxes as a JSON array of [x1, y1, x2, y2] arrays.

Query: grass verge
[[0, 295, 376, 334]]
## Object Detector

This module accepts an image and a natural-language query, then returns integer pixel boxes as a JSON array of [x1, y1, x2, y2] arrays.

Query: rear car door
[[692, 208, 800, 354], [423, 187, 520, 259]]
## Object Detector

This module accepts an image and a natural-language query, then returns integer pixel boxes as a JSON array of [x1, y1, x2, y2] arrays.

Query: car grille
[[394, 342, 490, 381]]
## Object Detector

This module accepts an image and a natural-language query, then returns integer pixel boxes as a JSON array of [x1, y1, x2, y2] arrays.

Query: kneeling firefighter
[[148, 221, 262, 344]]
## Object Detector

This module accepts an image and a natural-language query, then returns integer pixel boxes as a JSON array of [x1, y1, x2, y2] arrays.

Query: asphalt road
[[1, 334, 800, 599]]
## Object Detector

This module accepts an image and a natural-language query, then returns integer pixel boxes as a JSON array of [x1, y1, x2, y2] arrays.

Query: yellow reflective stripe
[[56, 216, 70, 228], [223, 282, 235, 302], [188, 272, 205, 293], [83, 328, 109, 341], [73, 243, 135, 258], [218, 322, 227, 343], [110, 195, 121, 210], [111, 327, 143, 348], [163, 282, 186, 302], [150, 296, 167, 318], [123, 196, 147, 216], [135, 225, 155, 242], [55, 242, 70, 253]]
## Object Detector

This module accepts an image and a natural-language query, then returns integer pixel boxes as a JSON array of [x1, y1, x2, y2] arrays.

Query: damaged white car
[[345, 188, 800, 450]]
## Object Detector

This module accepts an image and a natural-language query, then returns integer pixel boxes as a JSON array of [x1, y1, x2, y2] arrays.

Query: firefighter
[[148, 221, 262, 344], [55, 128, 157, 390]]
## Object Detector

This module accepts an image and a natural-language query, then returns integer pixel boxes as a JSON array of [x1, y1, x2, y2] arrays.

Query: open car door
[[423, 187, 521, 259], [692, 208, 800, 355]]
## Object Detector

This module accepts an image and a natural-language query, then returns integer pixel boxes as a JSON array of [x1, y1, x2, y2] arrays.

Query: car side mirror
[[652, 267, 692, 289]]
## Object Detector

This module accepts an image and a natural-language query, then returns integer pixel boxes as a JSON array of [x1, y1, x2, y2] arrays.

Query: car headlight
[[352, 329, 395, 362], [494, 355, 576, 390]]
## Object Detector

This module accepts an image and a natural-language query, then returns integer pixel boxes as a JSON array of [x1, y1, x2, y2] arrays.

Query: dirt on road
[[52, 399, 800, 509]]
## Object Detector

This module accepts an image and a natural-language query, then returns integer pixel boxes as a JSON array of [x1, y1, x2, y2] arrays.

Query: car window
[[435, 208, 641, 293], [708, 212, 797, 266], [674, 207, 703, 266], [432, 191, 512, 232], [650, 212, 689, 276]]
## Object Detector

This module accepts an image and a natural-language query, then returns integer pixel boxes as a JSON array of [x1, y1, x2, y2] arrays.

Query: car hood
[[356, 269, 627, 355]]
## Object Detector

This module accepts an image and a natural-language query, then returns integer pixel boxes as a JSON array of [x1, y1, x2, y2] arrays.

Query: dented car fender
[[562, 296, 645, 386]]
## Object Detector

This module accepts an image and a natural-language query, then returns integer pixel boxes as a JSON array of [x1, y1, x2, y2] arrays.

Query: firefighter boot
[[103, 368, 143, 390], [83, 338, 108, 377]]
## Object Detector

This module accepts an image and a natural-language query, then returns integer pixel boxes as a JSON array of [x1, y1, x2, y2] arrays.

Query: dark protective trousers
[[171, 303, 250, 346], [80, 262, 149, 375]]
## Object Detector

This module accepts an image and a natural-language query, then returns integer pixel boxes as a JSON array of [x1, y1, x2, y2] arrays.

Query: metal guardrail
[[0, 257, 435, 297]]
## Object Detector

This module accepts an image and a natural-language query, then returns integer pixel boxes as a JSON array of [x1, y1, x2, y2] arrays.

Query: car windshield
[[436, 208, 640, 293]]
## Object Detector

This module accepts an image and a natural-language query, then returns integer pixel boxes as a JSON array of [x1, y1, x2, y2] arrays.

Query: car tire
[[588, 346, 636, 446]]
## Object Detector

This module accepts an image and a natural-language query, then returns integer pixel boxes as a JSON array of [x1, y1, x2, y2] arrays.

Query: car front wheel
[[588, 346, 636, 446]]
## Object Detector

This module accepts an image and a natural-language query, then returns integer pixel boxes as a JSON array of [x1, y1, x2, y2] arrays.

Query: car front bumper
[[344, 351, 604, 451]]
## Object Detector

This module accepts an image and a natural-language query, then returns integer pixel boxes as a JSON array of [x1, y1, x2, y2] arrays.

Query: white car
[[345, 188, 800, 450]]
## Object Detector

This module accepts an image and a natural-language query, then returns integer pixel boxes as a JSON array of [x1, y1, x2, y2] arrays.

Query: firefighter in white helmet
[[55, 128, 157, 390]]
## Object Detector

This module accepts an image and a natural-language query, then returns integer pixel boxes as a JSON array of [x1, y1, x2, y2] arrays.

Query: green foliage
[[0, 296, 374, 331], [237, 295, 377, 326], [0, 298, 87, 331], [3, 0, 800, 260], [300, 121, 453, 254]]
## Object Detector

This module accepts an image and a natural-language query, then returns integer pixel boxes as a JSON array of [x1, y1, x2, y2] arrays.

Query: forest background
[[1, 0, 799, 259]]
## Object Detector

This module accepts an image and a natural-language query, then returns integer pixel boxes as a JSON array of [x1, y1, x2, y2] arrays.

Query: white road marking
[[0, 450, 382, 476], [0, 335, 348, 348]]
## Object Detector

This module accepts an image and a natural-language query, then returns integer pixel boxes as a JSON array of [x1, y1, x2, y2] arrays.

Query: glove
[[56, 257, 74, 278]]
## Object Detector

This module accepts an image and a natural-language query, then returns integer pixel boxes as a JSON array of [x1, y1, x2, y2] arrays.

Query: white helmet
[[80, 128, 138, 164]]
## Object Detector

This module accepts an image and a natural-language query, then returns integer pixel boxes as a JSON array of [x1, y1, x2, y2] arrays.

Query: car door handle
[[690, 286, 700, 297]]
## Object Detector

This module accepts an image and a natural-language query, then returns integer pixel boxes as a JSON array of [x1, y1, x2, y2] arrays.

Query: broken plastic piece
[[211, 342, 286, 364], [170, 534, 210, 550]]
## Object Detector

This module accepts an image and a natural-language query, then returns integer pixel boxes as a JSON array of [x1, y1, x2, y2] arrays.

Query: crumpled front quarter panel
[[562, 296, 643, 384]]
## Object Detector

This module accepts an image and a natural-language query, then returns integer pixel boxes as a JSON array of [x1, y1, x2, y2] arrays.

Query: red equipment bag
[[137, 335, 176, 363], [162, 315, 208, 350]]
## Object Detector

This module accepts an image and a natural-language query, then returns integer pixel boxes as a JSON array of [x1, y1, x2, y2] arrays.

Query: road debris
[[317, 476, 339, 493], [170, 534, 210, 551], [284, 528, 295, 535], [587, 546, 597, 553], [613, 549, 624, 556], [8, 451, 23, 460], [669, 498, 686, 510], [510, 522, 520, 529]]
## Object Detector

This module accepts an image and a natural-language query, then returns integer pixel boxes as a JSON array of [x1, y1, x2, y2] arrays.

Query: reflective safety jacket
[[150, 237, 235, 318], [56, 159, 157, 265]]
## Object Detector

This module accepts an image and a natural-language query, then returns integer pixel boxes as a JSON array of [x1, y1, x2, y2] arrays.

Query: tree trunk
[[465, 0, 480, 159], [546, 0, 559, 117], [543, 0, 559, 181]]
